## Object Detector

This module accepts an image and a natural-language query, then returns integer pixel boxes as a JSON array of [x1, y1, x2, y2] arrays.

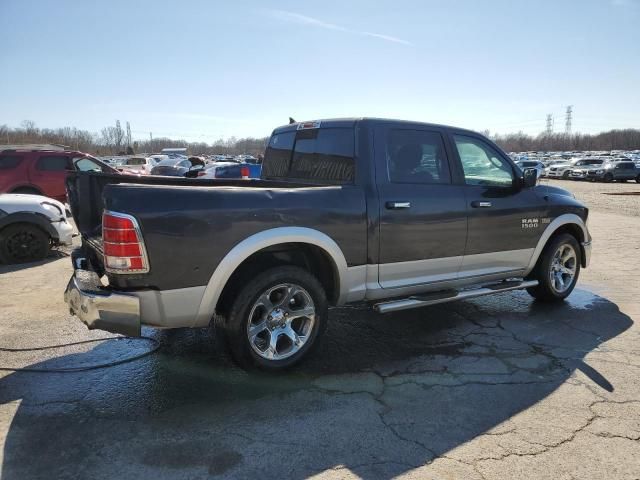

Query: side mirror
[[522, 168, 538, 188]]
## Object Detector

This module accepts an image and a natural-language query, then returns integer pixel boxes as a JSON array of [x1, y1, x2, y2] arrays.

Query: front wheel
[[225, 266, 328, 370], [562, 171, 570, 179], [604, 172, 614, 183], [636, 174, 640, 184], [527, 233, 581, 302], [0, 223, 51, 264]]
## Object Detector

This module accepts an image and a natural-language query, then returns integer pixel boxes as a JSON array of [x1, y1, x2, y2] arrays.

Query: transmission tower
[[126, 122, 132, 150], [545, 114, 554, 136], [565, 105, 573, 136]]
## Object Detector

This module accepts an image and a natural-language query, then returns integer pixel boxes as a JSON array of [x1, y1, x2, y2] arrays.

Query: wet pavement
[[0, 207, 639, 479]]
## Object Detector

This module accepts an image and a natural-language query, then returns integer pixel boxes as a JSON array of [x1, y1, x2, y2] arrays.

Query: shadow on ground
[[0, 249, 70, 274], [0, 288, 632, 479]]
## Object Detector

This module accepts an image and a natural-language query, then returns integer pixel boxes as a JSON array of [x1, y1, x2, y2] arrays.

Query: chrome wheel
[[246, 283, 316, 361], [549, 243, 577, 293]]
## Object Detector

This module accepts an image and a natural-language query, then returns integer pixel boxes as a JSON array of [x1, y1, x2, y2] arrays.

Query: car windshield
[[155, 159, 182, 167]]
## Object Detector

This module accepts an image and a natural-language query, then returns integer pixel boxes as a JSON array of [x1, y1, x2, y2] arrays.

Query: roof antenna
[[289, 117, 296, 124]]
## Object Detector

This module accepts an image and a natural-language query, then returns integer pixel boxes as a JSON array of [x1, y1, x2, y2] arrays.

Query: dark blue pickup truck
[[64, 118, 591, 369]]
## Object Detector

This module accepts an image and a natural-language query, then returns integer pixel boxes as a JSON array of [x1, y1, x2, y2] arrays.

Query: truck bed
[[66, 171, 368, 291]]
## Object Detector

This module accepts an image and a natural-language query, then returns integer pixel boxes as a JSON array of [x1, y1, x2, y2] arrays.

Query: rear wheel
[[224, 266, 328, 370], [636, 174, 640, 184], [603, 172, 614, 183], [527, 233, 581, 302], [0, 223, 51, 264]]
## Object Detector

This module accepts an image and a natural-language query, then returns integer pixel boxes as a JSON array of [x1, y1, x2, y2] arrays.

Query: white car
[[515, 160, 544, 179], [119, 156, 160, 175], [197, 161, 248, 179], [0, 194, 74, 264]]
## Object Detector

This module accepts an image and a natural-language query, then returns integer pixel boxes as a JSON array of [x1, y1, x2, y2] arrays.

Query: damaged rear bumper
[[64, 269, 141, 337]]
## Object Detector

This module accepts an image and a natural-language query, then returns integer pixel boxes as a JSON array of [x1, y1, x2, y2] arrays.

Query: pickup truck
[[64, 118, 592, 370]]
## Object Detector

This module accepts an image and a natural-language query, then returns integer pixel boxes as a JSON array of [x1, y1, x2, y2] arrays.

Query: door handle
[[386, 201, 411, 209], [471, 201, 492, 208]]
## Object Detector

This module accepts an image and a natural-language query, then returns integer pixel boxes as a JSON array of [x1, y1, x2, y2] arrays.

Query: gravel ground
[[542, 178, 640, 217], [0, 183, 639, 479]]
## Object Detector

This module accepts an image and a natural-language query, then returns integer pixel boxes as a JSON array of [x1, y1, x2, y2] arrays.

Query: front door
[[449, 133, 546, 278], [376, 126, 467, 289]]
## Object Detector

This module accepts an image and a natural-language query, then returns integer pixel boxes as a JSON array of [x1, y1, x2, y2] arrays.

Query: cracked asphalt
[[1, 179, 639, 479]]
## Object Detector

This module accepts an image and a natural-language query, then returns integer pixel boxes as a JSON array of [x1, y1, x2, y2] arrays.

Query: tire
[[224, 266, 328, 370], [636, 174, 640, 184], [562, 171, 570, 179], [11, 187, 41, 195], [0, 223, 51, 264], [527, 233, 581, 302], [603, 173, 613, 183]]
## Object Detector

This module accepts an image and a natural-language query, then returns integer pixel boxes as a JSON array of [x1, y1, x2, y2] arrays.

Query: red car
[[0, 145, 118, 202]]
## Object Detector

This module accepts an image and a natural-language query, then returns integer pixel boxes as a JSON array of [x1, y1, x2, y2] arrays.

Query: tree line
[[2, 120, 639, 156]]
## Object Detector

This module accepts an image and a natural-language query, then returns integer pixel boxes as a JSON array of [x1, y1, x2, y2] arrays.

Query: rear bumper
[[64, 262, 207, 335], [64, 269, 141, 337]]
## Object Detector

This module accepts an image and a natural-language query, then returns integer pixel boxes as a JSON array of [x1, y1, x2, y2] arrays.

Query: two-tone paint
[[66, 118, 591, 332]]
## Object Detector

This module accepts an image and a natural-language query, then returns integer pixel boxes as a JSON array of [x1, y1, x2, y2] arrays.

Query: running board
[[373, 280, 539, 314]]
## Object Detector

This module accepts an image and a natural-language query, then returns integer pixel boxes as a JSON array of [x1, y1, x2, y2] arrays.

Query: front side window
[[386, 130, 451, 184], [36, 155, 71, 171], [453, 135, 514, 187]]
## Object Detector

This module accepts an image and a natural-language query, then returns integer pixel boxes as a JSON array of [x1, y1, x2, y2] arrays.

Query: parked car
[[118, 156, 160, 175], [569, 159, 605, 180], [0, 145, 118, 202], [515, 160, 544, 179], [198, 161, 262, 179], [64, 118, 591, 370], [545, 161, 573, 179], [586, 161, 640, 183], [149, 157, 205, 177], [0, 193, 74, 263]]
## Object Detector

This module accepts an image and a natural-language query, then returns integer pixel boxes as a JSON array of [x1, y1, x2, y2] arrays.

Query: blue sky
[[1, 0, 639, 141]]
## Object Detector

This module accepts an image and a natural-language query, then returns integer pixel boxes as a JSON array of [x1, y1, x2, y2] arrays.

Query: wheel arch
[[525, 213, 590, 275], [0, 213, 57, 240], [10, 184, 43, 195], [193, 227, 349, 327]]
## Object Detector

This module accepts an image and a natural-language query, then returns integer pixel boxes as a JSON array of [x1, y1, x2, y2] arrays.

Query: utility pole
[[565, 105, 573, 136], [545, 114, 554, 136], [149, 132, 153, 153]]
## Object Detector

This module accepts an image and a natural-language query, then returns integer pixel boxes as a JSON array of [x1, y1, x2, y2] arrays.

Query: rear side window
[[616, 163, 635, 169], [36, 155, 71, 171], [0, 155, 22, 169], [263, 128, 355, 184], [386, 130, 451, 184]]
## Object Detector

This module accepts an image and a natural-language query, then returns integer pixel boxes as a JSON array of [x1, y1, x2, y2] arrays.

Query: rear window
[[126, 158, 146, 166], [263, 128, 355, 184], [36, 155, 71, 171], [0, 155, 22, 170]]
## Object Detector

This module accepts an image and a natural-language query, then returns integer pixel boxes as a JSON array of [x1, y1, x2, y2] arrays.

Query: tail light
[[241, 166, 250, 179], [197, 170, 207, 177], [102, 211, 149, 274]]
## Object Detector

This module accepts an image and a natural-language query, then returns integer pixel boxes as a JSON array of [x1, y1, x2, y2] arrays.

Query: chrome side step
[[373, 280, 539, 314]]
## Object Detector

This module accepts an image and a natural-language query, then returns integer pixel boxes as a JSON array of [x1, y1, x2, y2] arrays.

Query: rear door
[[29, 154, 72, 201], [448, 133, 546, 278], [376, 124, 467, 288]]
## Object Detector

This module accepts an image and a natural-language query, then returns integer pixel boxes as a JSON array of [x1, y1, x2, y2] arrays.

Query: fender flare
[[524, 213, 590, 275], [0, 212, 57, 240], [193, 227, 349, 327]]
